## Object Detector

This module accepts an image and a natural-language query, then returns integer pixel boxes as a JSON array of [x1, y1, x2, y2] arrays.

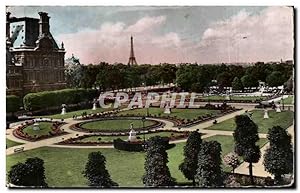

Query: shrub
[[8, 157, 48, 187], [263, 126, 293, 184], [179, 131, 202, 185], [233, 115, 261, 185], [83, 152, 118, 187], [113, 138, 144, 152], [142, 136, 175, 187], [6, 95, 21, 113], [23, 88, 98, 111], [195, 141, 224, 187]]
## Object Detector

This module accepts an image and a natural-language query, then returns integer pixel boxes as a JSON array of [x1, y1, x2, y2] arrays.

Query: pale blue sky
[[8, 6, 266, 39]]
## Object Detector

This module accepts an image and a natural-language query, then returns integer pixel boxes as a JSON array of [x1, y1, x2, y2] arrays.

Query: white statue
[[61, 104, 66, 115], [164, 102, 171, 114], [276, 105, 281, 113], [128, 124, 137, 142], [33, 122, 40, 131], [225, 91, 231, 100], [263, 109, 269, 119], [92, 103, 97, 110]]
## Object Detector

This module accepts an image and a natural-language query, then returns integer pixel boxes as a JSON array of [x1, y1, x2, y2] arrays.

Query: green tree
[[263, 126, 293, 184], [179, 131, 202, 185], [83, 152, 118, 187], [195, 141, 224, 187], [217, 71, 232, 90], [233, 115, 261, 185], [64, 54, 83, 88], [142, 136, 175, 187], [241, 74, 258, 88], [284, 76, 293, 92], [223, 152, 240, 173], [232, 77, 243, 91], [266, 71, 285, 87], [8, 157, 48, 187], [6, 95, 21, 114]]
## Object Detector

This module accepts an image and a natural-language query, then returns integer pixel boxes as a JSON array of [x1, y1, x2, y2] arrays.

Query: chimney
[[38, 12, 50, 36], [6, 12, 11, 41]]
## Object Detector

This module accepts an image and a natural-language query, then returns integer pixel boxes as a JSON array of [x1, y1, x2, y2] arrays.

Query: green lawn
[[80, 119, 157, 132], [6, 139, 23, 149], [200, 95, 267, 101], [6, 135, 267, 187], [117, 107, 221, 121], [281, 96, 294, 105], [207, 110, 294, 133], [37, 107, 114, 119], [78, 132, 185, 143], [23, 122, 54, 137]]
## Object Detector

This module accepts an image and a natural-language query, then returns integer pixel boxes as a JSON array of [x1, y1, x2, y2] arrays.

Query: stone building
[[6, 12, 66, 96]]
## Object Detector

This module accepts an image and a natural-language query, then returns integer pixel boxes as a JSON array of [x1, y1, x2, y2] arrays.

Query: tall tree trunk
[[249, 162, 254, 185], [192, 178, 195, 186]]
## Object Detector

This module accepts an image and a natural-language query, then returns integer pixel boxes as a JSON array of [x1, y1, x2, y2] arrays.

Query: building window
[[43, 58, 49, 66]]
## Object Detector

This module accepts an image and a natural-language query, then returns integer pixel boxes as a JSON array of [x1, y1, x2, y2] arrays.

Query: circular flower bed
[[13, 119, 66, 141], [70, 117, 165, 133]]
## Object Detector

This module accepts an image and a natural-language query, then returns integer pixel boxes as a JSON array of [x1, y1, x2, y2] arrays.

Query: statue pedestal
[[263, 110, 269, 119], [61, 107, 66, 115], [164, 102, 171, 114], [276, 106, 281, 113], [128, 129, 137, 142], [33, 123, 40, 131], [164, 107, 171, 114], [92, 103, 97, 110]]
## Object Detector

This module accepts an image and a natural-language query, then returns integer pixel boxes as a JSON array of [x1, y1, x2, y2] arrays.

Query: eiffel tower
[[128, 36, 138, 65]]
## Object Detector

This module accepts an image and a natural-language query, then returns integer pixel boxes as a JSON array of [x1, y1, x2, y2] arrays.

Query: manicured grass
[[206, 110, 294, 133], [200, 95, 267, 101], [23, 122, 54, 137], [6, 135, 267, 187], [6, 139, 23, 149], [78, 132, 184, 143], [281, 96, 294, 105], [37, 107, 114, 119], [80, 119, 157, 132], [117, 107, 221, 121]]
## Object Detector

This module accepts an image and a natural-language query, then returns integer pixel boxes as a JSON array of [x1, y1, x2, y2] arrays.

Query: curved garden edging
[[56, 129, 189, 146], [70, 117, 166, 133], [13, 120, 67, 142]]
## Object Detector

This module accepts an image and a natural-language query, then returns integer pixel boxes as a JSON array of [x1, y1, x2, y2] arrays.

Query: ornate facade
[[6, 12, 66, 96]]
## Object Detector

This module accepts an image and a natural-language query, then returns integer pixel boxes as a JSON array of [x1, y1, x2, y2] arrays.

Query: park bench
[[14, 147, 24, 153]]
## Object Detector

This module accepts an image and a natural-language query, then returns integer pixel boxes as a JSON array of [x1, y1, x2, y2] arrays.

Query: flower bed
[[56, 130, 189, 146], [13, 120, 66, 142]]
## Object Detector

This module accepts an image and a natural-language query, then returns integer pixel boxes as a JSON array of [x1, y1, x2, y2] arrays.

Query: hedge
[[113, 138, 144, 152], [113, 137, 174, 152], [23, 88, 98, 111], [6, 95, 21, 113]]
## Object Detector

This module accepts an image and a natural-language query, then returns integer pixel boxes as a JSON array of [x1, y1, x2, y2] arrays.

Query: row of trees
[[65, 57, 293, 93], [8, 123, 293, 187], [8, 152, 118, 188], [177, 116, 293, 187], [66, 60, 176, 90]]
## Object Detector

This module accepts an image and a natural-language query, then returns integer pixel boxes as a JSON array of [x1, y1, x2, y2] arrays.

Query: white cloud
[[57, 15, 184, 64], [58, 7, 294, 64], [198, 6, 294, 63]]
